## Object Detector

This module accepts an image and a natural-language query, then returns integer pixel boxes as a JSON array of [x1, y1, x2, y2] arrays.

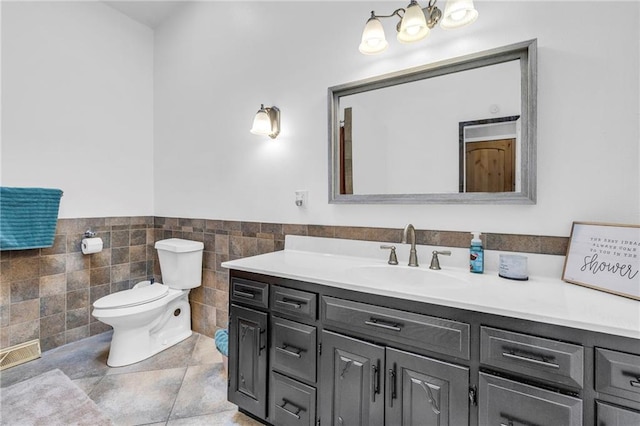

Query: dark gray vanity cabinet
[[479, 373, 583, 425], [594, 347, 640, 425], [226, 269, 640, 426], [385, 345, 469, 425], [320, 331, 385, 426], [228, 303, 269, 419], [320, 330, 469, 426], [228, 278, 270, 420], [269, 285, 320, 426]]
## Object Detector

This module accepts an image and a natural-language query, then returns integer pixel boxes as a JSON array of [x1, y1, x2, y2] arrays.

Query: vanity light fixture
[[359, 0, 478, 55], [250, 104, 280, 139]]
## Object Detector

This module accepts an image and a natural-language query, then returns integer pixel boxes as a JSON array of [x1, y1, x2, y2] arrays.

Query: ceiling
[[102, 1, 188, 29]]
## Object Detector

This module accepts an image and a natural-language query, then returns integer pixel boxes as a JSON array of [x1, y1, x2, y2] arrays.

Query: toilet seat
[[94, 284, 169, 309]]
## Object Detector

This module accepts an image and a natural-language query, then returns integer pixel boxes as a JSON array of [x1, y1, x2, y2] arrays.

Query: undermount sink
[[346, 264, 469, 288]]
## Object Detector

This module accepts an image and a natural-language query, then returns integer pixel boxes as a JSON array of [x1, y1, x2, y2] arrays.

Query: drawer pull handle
[[276, 298, 304, 309], [276, 344, 303, 358], [233, 290, 255, 299], [630, 378, 640, 388], [502, 351, 560, 369], [278, 398, 304, 419], [365, 318, 402, 331]]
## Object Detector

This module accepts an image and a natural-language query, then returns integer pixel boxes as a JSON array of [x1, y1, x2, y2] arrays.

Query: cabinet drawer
[[480, 326, 584, 389], [322, 296, 470, 360], [272, 316, 317, 383], [272, 372, 316, 426], [231, 278, 268, 309], [597, 401, 640, 425], [596, 347, 640, 403], [479, 373, 583, 426], [272, 285, 317, 320]]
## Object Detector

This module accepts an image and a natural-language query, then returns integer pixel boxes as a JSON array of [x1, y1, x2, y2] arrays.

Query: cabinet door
[[228, 304, 268, 419], [320, 330, 384, 426], [386, 347, 469, 426]]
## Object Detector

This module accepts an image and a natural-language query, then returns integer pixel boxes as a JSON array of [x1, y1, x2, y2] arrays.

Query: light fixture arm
[[369, 8, 406, 21], [370, 1, 443, 33]]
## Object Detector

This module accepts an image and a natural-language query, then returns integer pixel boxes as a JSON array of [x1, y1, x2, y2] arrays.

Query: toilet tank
[[154, 238, 204, 290]]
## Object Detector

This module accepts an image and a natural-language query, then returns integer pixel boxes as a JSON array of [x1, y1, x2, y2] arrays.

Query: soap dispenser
[[470, 232, 484, 273]]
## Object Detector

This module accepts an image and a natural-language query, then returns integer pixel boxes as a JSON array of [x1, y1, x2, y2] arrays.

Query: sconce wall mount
[[250, 104, 281, 139]]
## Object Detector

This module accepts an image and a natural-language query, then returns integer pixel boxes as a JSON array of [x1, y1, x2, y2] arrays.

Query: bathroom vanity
[[223, 236, 640, 426]]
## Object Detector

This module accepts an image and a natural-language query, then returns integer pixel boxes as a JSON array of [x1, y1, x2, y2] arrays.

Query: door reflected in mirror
[[459, 115, 520, 193], [329, 39, 537, 204]]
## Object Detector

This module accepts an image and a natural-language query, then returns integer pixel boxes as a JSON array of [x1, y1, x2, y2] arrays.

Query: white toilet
[[92, 238, 204, 367]]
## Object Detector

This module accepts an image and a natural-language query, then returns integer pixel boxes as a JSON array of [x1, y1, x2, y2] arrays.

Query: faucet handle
[[380, 245, 399, 265], [429, 250, 451, 270]]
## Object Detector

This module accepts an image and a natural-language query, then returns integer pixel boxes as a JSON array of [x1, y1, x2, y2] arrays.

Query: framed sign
[[562, 222, 640, 300]]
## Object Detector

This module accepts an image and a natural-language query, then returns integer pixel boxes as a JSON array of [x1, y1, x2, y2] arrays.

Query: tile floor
[[0, 331, 263, 425]]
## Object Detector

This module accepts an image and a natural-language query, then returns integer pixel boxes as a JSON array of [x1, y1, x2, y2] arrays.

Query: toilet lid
[[94, 284, 169, 309]]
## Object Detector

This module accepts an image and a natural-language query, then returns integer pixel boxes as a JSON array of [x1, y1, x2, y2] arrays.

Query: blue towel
[[0, 187, 63, 251], [214, 328, 228, 357]]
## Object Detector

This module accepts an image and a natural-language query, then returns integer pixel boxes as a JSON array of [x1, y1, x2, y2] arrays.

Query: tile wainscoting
[[1, 216, 569, 354], [0, 217, 155, 352]]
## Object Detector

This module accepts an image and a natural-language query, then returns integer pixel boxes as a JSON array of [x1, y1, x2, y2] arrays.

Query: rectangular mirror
[[328, 39, 537, 204]]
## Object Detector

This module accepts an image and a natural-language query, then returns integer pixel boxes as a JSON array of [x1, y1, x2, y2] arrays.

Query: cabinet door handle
[[276, 344, 303, 358], [388, 365, 397, 407], [371, 360, 380, 402], [502, 351, 560, 369], [278, 398, 304, 419], [630, 378, 640, 388], [365, 317, 402, 331], [276, 298, 304, 309], [258, 328, 266, 356], [233, 289, 255, 299]]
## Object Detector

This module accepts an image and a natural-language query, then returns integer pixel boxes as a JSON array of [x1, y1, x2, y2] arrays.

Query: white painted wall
[[2, 1, 638, 237], [153, 1, 639, 236], [1, 1, 154, 218]]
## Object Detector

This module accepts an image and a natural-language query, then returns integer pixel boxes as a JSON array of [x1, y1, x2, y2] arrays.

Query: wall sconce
[[359, 0, 478, 55], [250, 104, 280, 139]]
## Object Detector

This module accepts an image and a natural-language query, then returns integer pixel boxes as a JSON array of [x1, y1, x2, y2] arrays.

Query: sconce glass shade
[[441, 0, 478, 29], [359, 16, 389, 55], [250, 104, 280, 139], [397, 1, 429, 43]]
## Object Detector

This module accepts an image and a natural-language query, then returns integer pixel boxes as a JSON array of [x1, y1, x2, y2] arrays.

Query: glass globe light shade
[[441, 0, 478, 29], [397, 1, 429, 43], [250, 106, 272, 136], [359, 17, 389, 55]]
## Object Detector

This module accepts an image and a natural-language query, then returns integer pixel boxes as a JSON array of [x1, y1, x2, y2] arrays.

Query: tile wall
[[1, 216, 569, 354], [0, 217, 155, 352]]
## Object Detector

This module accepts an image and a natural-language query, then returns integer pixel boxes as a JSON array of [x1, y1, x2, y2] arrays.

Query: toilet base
[[104, 291, 194, 367]]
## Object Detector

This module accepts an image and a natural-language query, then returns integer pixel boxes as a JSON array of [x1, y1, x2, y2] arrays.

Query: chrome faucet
[[402, 224, 419, 267]]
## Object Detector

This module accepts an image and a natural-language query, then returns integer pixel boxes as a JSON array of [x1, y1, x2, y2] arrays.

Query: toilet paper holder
[[84, 229, 96, 238]]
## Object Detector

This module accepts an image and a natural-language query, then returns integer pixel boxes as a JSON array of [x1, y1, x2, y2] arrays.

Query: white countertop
[[221, 236, 640, 340]]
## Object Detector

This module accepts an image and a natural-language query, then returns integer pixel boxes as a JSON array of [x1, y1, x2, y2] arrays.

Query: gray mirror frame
[[328, 39, 537, 204]]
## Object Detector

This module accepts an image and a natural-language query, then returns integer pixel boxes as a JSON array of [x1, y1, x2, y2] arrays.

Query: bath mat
[[0, 368, 112, 425]]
